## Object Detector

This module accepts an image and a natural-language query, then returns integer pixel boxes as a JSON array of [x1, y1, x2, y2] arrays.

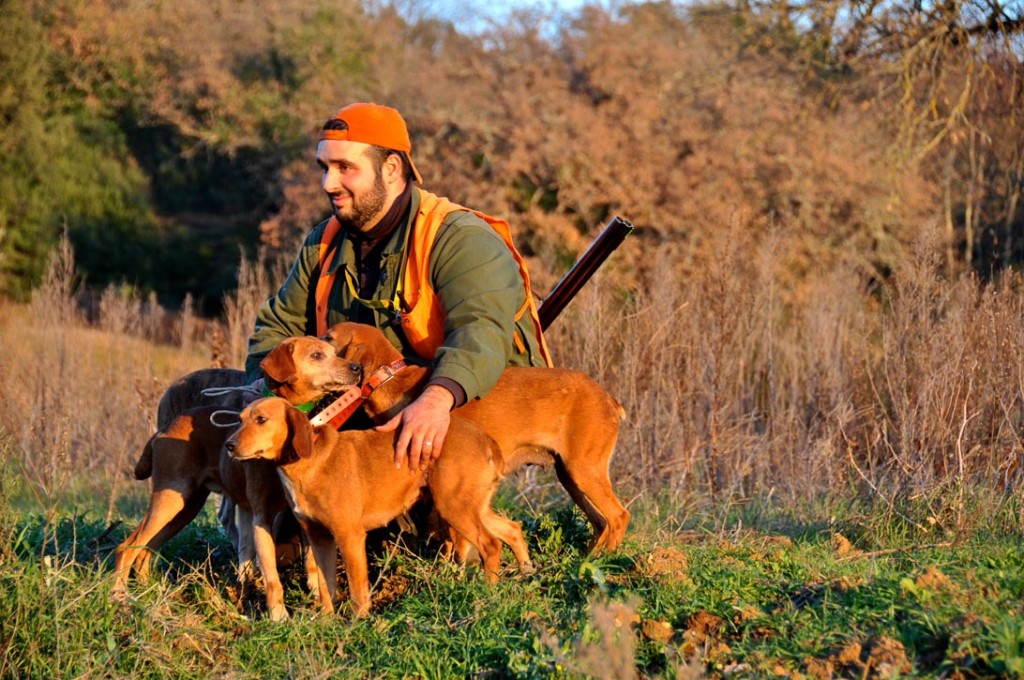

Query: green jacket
[[245, 188, 548, 401]]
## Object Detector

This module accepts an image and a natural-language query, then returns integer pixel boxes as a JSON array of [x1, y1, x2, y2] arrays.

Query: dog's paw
[[236, 559, 258, 584], [268, 605, 291, 622], [110, 584, 141, 609]]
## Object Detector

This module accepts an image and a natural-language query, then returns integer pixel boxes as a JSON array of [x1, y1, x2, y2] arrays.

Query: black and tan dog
[[115, 337, 362, 619]]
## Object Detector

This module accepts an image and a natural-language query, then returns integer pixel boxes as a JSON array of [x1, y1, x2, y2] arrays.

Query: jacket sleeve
[[244, 223, 325, 382], [427, 211, 523, 401]]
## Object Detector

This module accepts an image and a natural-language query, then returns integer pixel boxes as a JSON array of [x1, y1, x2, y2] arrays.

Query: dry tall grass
[[0, 239, 210, 519], [221, 252, 277, 369], [0, 240, 288, 520], [552, 226, 1024, 532], [4, 231, 1024, 535]]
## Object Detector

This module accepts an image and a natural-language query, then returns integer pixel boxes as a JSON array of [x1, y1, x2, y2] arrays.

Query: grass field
[[3, 488, 1024, 678], [5, 245, 1024, 677]]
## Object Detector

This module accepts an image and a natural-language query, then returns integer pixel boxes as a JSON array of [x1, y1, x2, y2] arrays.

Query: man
[[246, 103, 551, 471]]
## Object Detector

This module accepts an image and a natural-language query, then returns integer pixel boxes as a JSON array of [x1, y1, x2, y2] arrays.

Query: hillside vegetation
[[3, 1, 1022, 307]]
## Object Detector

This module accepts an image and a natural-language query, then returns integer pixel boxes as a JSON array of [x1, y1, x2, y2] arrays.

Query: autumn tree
[[3, 0, 1022, 307], [747, 0, 1024, 275], [0, 0, 157, 298]]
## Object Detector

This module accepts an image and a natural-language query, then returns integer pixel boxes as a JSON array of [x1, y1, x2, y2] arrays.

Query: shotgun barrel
[[537, 216, 634, 330]]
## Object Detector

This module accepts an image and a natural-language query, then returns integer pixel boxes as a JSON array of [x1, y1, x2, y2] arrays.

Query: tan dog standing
[[116, 337, 362, 620], [323, 322, 631, 553], [225, 396, 532, 617]]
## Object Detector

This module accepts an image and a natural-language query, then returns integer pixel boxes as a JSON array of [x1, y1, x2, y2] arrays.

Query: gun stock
[[538, 216, 633, 330]]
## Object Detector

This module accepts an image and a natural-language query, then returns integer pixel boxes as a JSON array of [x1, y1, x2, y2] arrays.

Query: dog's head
[[260, 336, 362, 403], [225, 397, 315, 462], [321, 322, 404, 376]]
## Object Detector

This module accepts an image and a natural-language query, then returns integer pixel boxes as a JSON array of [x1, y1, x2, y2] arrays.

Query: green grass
[[2, 462, 1024, 680], [3, 487, 1024, 678]]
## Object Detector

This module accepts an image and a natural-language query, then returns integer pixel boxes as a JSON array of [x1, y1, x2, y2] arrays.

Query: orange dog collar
[[308, 360, 408, 429]]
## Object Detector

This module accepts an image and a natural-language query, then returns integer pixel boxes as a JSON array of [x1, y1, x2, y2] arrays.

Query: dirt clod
[[641, 546, 689, 580], [686, 610, 724, 639], [866, 636, 912, 678], [641, 618, 674, 643], [837, 641, 863, 668], [804, 656, 835, 679], [830, 637, 912, 678], [915, 565, 952, 591], [832, 533, 857, 557]]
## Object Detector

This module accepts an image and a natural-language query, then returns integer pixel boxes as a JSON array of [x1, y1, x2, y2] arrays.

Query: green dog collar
[[262, 382, 318, 413]]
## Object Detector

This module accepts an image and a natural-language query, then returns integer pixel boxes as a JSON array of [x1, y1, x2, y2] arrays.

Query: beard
[[333, 171, 388, 232]]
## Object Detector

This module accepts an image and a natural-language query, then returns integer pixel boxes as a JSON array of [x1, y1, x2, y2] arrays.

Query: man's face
[[316, 140, 390, 233]]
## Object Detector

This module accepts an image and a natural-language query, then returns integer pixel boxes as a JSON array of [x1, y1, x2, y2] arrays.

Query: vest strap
[[314, 218, 344, 337]]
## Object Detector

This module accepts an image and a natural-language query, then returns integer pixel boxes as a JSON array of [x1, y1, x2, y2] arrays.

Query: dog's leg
[[422, 507, 477, 565], [235, 506, 257, 587], [303, 522, 338, 616], [445, 503, 532, 572], [428, 451, 505, 582], [141, 488, 211, 567], [431, 502, 504, 584], [554, 456, 631, 553], [336, 529, 372, 617], [112, 487, 208, 596], [252, 513, 288, 621], [302, 539, 322, 603], [481, 513, 533, 572], [113, 506, 156, 596], [451, 522, 503, 584], [216, 495, 240, 554], [448, 526, 477, 565]]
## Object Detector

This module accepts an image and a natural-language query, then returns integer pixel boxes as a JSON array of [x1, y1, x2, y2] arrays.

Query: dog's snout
[[224, 439, 237, 454]]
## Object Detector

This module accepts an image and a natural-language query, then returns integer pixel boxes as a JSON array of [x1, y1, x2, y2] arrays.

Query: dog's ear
[[322, 325, 352, 354], [345, 342, 370, 365], [285, 402, 314, 459], [260, 339, 297, 386]]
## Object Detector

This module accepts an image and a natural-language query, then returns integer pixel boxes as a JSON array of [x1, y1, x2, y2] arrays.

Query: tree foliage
[[748, 0, 1024, 274], [0, 0, 157, 298], [1, 0, 1022, 307]]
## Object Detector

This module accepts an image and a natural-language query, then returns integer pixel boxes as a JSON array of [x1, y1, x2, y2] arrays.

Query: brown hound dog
[[323, 322, 631, 553], [224, 396, 532, 618], [115, 337, 362, 620]]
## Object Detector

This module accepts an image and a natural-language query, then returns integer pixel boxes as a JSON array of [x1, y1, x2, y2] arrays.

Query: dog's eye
[[310, 351, 324, 361], [256, 415, 268, 424]]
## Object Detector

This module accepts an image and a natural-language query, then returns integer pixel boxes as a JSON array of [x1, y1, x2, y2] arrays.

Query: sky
[[380, 0, 638, 36]]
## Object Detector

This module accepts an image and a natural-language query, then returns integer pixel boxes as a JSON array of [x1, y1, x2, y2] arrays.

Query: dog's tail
[[133, 434, 157, 480]]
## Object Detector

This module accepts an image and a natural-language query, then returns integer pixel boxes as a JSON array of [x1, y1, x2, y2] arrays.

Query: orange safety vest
[[314, 187, 552, 366]]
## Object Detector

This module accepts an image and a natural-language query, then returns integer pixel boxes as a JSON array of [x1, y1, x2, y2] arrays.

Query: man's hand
[[376, 384, 454, 471]]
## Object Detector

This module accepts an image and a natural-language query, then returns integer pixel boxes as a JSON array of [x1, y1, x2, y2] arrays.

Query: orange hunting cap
[[319, 103, 423, 184]]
